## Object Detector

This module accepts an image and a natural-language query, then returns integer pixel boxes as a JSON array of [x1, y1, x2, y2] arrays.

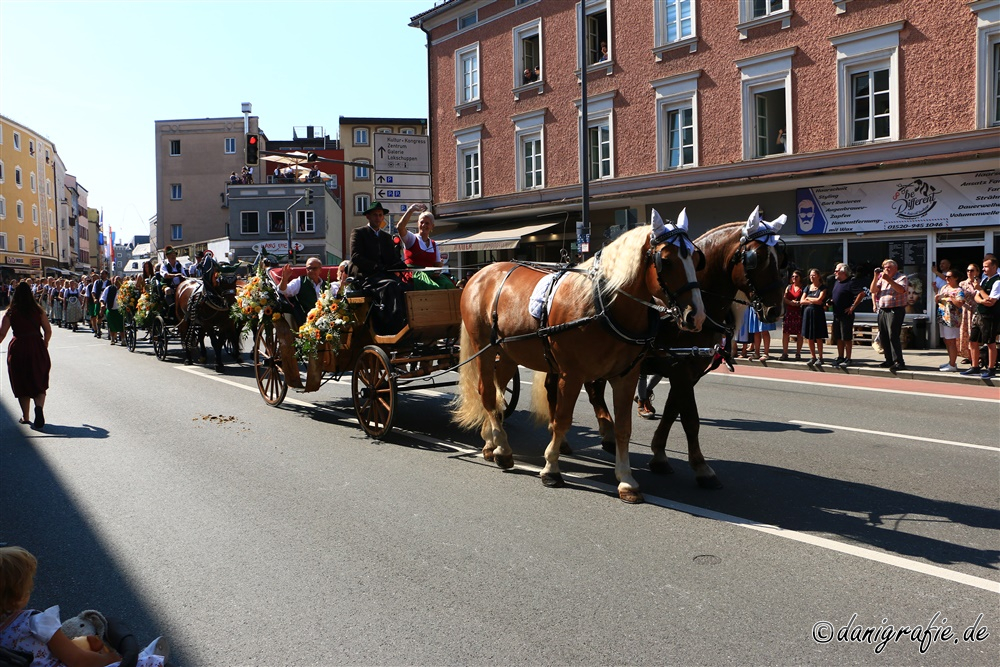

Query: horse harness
[[727, 227, 786, 317]]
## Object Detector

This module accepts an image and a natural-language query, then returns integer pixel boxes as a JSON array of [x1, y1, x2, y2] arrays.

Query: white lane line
[[707, 373, 1000, 403], [791, 420, 1000, 452], [177, 365, 1000, 595]]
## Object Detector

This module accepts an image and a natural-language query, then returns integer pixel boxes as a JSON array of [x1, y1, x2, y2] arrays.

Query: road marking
[[177, 365, 1000, 595], [708, 372, 1000, 403], [791, 420, 1000, 452]]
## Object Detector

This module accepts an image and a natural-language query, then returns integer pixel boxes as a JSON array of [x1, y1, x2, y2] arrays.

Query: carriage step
[[372, 325, 410, 345]]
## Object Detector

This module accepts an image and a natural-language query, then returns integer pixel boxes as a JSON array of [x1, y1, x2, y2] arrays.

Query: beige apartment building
[[154, 116, 259, 255], [338, 116, 428, 240], [411, 0, 1000, 343]]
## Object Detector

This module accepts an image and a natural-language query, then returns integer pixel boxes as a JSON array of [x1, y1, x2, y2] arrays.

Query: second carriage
[[251, 265, 519, 438]]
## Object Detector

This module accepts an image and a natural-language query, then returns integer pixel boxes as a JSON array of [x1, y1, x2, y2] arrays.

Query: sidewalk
[[740, 340, 997, 386]]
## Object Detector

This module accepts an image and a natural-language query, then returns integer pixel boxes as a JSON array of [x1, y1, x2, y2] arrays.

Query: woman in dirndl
[[63, 280, 84, 330], [396, 203, 455, 290], [800, 268, 829, 367]]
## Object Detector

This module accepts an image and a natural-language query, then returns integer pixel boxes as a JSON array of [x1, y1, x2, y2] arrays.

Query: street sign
[[374, 173, 430, 187], [376, 186, 432, 201], [374, 133, 429, 172]]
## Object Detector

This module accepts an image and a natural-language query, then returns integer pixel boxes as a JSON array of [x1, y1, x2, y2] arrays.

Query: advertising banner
[[795, 170, 1000, 235]]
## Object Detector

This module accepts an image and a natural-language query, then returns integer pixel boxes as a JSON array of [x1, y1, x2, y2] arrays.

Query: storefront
[[434, 218, 575, 282], [787, 169, 1000, 347], [1, 254, 43, 282]]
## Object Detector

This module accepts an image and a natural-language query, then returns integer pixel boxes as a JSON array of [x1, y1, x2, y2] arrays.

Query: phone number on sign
[[811, 612, 990, 655]]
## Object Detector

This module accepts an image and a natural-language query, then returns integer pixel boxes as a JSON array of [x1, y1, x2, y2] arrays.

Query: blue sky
[[0, 0, 432, 241]]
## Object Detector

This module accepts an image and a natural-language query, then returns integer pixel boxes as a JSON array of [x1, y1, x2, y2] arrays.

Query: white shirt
[[280, 276, 324, 298], [402, 231, 442, 264]]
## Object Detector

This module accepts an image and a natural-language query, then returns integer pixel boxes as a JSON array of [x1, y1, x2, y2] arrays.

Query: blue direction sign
[[376, 186, 432, 201], [374, 173, 430, 187]]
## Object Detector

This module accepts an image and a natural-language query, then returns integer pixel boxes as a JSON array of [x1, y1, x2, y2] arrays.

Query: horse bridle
[[647, 228, 703, 320], [731, 229, 787, 316]]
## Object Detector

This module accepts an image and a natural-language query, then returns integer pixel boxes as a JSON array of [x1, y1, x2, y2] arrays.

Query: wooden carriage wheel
[[151, 316, 169, 361], [254, 324, 288, 406], [352, 346, 396, 439], [124, 317, 137, 353], [503, 365, 520, 419]]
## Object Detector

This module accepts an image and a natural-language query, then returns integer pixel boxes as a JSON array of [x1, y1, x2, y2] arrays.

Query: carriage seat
[[267, 265, 343, 285]]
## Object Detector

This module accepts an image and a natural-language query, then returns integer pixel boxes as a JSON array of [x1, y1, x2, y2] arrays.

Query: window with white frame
[[18, 236, 25, 252], [171, 224, 182, 241], [268, 211, 286, 234], [241, 211, 259, 234], [32, 205, 38, 224], [354, 160, 370, 180], [737, 0, 791, 38], [831, 22, 902, 146], [972, 0, 1000, 128], [0, 125, 3, 144], [579, 0, 610, 66], [28, 140, 34, 156], [0, 197, 5, 219], [225, 137, 236, 153], [169, 139, 180, 156], [296, 210, 315, 233], [355, 193, 371, 214], [736, 48, 794, 159], [400, 127, 416, 135], [455, 125, 482, 199], [655, 0, 695, 49], [16, 201, 23, 221], [15, 167, 22, 187], [513, 109, 545, 190], [376, 127, 392, 134], [13, 132, 21, 151], [514, 19, 543, 87], [170, 183, 182, 200], [0, 161, 4, 183], [46, 180, 51, 197], [354, 128, 369, 145], [30, 172, 36, 193], [654, 71, 700, 170], [574, 91, 615, 180], [459, 10, 478, 29], [0, 233, 5, 250], [456, 44, 481, 106]]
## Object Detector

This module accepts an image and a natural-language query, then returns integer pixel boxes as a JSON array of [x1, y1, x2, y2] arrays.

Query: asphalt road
[[2, 325, 998, 666]]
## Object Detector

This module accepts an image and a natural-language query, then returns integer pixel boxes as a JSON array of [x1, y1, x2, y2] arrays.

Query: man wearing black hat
[[159, 246, 186, 314], [350, 201, 408, 334]]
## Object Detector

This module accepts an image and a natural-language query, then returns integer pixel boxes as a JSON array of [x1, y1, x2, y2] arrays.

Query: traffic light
[[303, 189, 313, 205], [245, 133, 259, 165]]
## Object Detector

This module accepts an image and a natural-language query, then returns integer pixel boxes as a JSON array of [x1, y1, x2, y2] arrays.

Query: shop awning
[[435, 221, 562, 252]]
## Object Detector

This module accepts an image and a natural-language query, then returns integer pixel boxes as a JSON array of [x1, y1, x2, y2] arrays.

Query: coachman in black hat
[[350, 201, 408, 334]]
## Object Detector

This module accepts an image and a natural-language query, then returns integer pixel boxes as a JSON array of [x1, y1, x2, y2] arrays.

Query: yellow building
[[0, 115, 59, 280]]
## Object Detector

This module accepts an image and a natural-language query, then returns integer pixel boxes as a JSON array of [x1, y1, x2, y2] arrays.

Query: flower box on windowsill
[[454, 100, 482, 117], [513, 80, 544, 101], [654, 36, 698, 61], [737, 9, 792, 40]]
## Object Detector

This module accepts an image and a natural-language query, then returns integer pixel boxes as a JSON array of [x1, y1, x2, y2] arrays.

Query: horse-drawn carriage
[[251, 266, 519, 438]]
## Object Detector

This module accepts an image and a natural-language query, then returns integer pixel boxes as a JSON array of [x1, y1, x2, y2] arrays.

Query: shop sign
[[5, 255, 25, 265], [251, 241, 305, 254], [795, 170, 1000, 235]]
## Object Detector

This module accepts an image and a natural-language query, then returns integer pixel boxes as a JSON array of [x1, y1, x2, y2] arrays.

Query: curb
[[737, 358, 998, 387]]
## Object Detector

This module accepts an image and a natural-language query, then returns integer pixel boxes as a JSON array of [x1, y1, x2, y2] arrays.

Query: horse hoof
[[482, 449, 495, 462], [696, 475, 723, 490], [541, 472, 565, 488], [619, 488, 644, 504], [649, 460, 675, 475], [494, 453, 515, 470], [559, 441, 573, 456], [601, 441, 616, 455]]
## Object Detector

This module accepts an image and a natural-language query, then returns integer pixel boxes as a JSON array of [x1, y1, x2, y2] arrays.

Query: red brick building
[[411, 0, 1000, 338]]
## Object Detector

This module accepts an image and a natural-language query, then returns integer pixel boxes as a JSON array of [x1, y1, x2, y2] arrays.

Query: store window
[[848, 239, 927, 314], [785, 242, 842, 284]]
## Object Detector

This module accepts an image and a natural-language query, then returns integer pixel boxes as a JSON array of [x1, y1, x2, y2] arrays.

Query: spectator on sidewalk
[[870, 259, 909, 372], [780, 271, 804, 361], [931, 259, 952, 292], [830, 263, 865, 368], [800, 268, 829, 367], [958, 263, 981, 366], [0, 282, 51, 428], [962, 254, 1000, 379], [935, 270, 965, 372]]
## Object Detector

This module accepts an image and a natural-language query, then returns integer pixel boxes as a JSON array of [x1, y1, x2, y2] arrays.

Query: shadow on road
[[0, 404, 182, 663]]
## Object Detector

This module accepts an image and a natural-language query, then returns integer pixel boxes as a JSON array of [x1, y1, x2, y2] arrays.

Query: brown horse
[[175, 273, 242, 371], [582, 207, 788, 489], [453, 210, 705, 503]]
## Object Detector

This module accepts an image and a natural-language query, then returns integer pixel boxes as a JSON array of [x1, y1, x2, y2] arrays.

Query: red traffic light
[[248, 136, 258, 145]]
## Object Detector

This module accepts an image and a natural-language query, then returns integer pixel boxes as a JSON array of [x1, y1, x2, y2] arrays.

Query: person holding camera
[[870, 259, 909, 372]]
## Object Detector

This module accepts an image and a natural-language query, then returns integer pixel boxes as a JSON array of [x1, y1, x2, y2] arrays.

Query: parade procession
[[2, 1, 999, 666]]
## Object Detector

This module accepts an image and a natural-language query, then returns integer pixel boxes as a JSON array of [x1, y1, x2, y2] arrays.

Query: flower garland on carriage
[[134, 284, 164, 328], [117, 278, 141, 318], [294, 286, 358, 363], [232, 265, 282, 327]]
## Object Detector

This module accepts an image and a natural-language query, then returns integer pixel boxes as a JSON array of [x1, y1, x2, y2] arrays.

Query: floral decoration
[[118, 279, 140, 317], [233, 264, 281, 327], [295, 284, 357, 362], [134, 286, 164, 328]]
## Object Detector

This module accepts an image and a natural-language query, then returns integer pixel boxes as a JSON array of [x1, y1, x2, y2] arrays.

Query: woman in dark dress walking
[[0, 281, 52, 428]]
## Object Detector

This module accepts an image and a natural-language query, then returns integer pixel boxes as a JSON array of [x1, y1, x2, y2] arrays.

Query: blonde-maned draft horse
[[582, 207, 789, 489], [453, 209, 705, 504]]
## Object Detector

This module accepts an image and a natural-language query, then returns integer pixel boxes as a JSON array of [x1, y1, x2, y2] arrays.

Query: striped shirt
[[874, 273, 909, 309]]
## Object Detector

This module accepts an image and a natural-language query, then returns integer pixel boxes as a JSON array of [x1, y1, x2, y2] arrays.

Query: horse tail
[[452, 322, 490, 430], [529, 371, 551, 426]]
